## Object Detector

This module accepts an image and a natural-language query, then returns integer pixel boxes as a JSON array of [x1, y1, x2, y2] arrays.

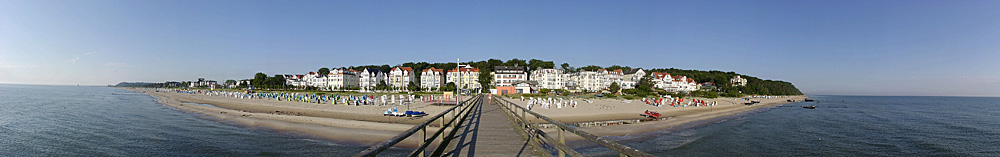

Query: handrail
[[495, 99, 584, 156], [496, 97, 655, 157], [410, 95, 479, 156], [355, 95, 480, 157], [427, 95, 482, 156]]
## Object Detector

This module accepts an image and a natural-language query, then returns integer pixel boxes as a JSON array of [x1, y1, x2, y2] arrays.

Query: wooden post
[[559, 128, 565, 157], [439, 117, 445, 144], [418, 126, 426, 157]]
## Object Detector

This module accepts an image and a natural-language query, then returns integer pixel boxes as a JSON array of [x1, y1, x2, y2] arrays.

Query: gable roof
[[651, 72, 671, 79], [422, 67, 444, 73], [392, 67, 413, 72], [448, 67, 480, 72]]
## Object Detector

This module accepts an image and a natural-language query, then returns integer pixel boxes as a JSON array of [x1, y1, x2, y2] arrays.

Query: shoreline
[[123, 87, 804, 148]]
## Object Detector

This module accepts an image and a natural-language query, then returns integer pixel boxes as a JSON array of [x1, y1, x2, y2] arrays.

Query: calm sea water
[[5, 84, 999, 156], [0, 84, 409, 156], [583, 95, 1000, 156]]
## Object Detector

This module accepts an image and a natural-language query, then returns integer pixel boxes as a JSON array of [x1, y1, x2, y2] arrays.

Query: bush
[[622, 95, 637, 100], [539, 88, 552, 94], [670, 92, 686, 98]]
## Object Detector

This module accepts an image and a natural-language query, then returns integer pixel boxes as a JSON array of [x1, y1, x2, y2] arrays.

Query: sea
[[2, 84, 999, 156], [0, 84, 409, 156], [582, 95, 1000, 156]]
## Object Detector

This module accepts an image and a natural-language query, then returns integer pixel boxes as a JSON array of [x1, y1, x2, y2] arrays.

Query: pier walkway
[[355, 95, 653, 157], [441, 98, 539, 156]]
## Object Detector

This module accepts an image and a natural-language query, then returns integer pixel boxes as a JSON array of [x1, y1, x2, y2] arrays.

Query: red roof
[[422, 67, 444, 72], [448, 67, 480, 72], [308, 72, 316, 75], [392, 67, 413, 72], [651, 72, 671, 79]]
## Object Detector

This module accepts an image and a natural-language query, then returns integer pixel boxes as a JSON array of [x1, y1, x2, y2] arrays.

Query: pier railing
[[354, 94, 481, 157], [495, 97, 655, 157]]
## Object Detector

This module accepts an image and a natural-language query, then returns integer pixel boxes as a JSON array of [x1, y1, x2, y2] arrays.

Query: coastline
[[506, 95, 806, 141], [124, 87, 804, 147]]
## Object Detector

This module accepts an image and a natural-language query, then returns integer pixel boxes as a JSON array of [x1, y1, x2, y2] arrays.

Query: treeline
[[645, 68, 803, 96], [114, 82, 163, 87], [250, 73, 287, 89], [263, 58, 801, 96]]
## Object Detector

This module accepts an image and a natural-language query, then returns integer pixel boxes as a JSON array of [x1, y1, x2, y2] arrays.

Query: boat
[[804, 99, 815, 102], [643, 110, 661, 119], [803, 105, 816, 109]]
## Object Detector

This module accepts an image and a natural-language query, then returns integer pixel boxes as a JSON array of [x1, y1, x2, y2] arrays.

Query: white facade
[[731, 75, 748, 86], [303, 72, 328, 88], [604, 69, 624, 89], [420, 67, 445, 90], [575, 70, 607, 92], [359, 68, 386, 90], [651, 72, 700, 92], [621, 69, 646, 89], [530, 69, 566, 89], [493, 66, 527, 87], [283, 74, 307, 87], [327, 68, 360, 89], [389, 67, 415, 88], [447, 67, 481, 90]]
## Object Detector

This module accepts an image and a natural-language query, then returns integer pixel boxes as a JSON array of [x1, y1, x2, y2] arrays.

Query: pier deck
[[442, 98, 539, 157]]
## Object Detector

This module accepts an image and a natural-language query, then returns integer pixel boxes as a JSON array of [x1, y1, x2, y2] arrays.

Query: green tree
[[478, 69, 493, 92], [442, 82, 456, 92], [318, 67, 330, 76], [224, 80, 236, 87], [376, 80, 388, 90], [252, 72, 267, 88], [578, 65, 603, 71], [503, 58, 527, 67], [407, 81, 420, 91], [609, 82, 621, 94], [561, 63, 575, 73]]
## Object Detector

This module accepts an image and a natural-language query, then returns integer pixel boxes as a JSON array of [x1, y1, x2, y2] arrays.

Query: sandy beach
[[501, 95, 807, 141], [125, 87, 805, 147], [124, 88, 469, 147]]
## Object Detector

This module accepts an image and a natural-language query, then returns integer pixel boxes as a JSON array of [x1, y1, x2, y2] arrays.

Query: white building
[[327, 68, 360, 89], [447, 67, 481, 90], [283, 74, 307, 87], [575, 70, 607, 92], [420, 67, 445, 90], [621, 69, 646, 89], [730, 75, 748, 86], [651, 72, 700, 92], [492, 66, 527, 87], [529, 69, 566, 89], [303, 72, 329, 88], [604, 69, 624, 89], [359, 68, 386, 90], [388, 67, 415, 88]]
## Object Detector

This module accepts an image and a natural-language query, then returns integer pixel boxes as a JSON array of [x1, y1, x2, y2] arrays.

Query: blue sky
[[1, 0, 998, 97]]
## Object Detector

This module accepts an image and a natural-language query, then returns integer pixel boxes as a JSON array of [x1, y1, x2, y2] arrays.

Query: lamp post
[[456, 58, 462, 106]]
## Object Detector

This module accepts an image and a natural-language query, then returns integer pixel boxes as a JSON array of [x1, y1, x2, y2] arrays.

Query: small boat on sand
[[643, 110, 661, 119]]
